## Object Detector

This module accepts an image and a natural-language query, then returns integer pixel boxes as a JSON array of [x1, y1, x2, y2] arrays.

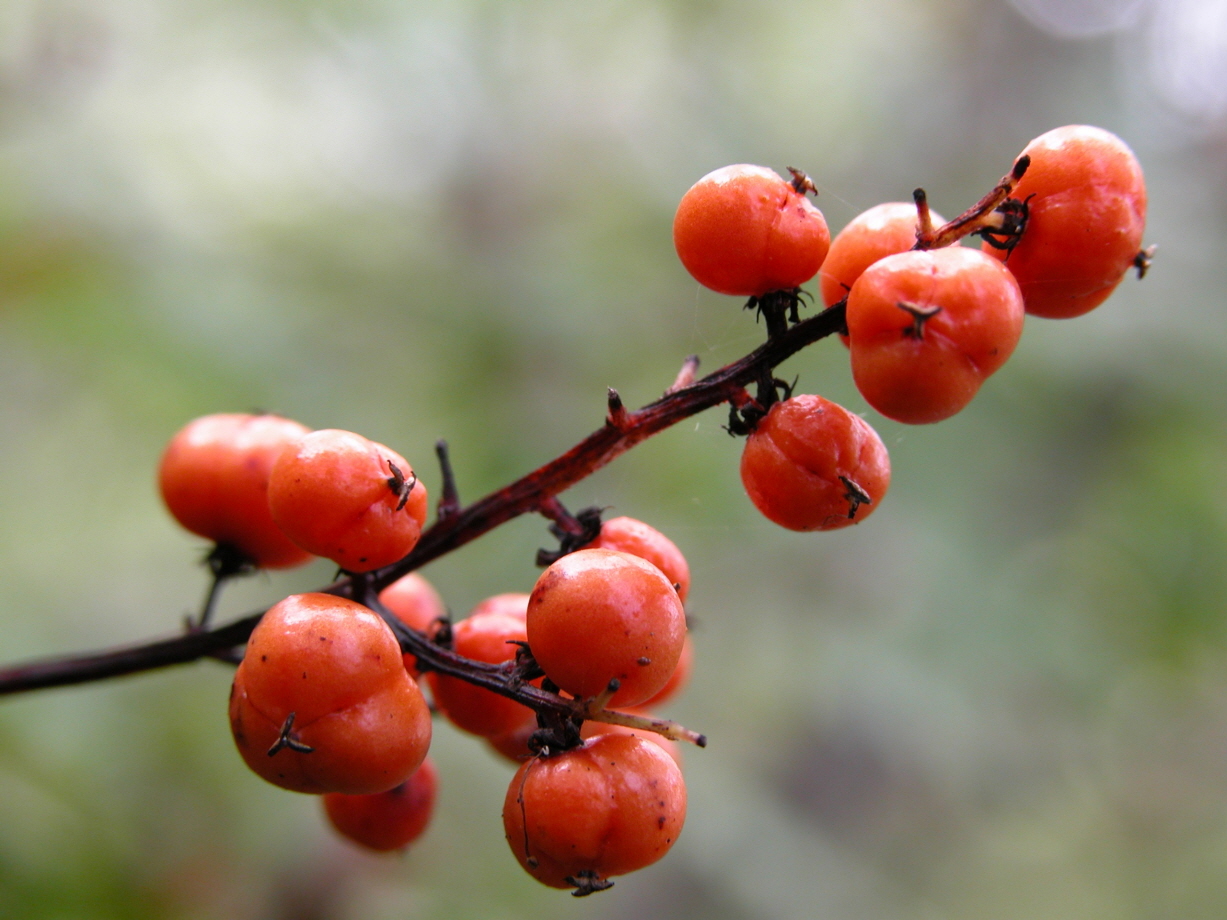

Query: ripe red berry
[[379, 572, 447, 679], [846, 247, 1025, 424], [503, 734, 686, 891], [322, 756, 438, 852], [673, 164, 830, 297], [637, 634, 693, 710], [527, 549, 687, 707], [580, 716, 684, 767], [158, 413, 313, 569], [267, 429, 429, 572], [740, 394, 891, 531], [428, 594, 538, 738], [228, 593, 432, 795], [582, 516, 691, 603], [820, 201, 945, 308], [486, 721, 539, 765], [983, 125, 1146, 319]]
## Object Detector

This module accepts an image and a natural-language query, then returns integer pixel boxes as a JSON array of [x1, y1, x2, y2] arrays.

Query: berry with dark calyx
[[527, 549, 687, 708], [846, 247, 1025, 424], [427, 594, 540, 738], [819, 201, 946, 309], [582, 516, 691, 603], [158, 413, 313, 569], [267, 429, 429, 572], [503, 733, 686, 893], [740, 394, 891, 531], [982, 124, 1146, 319], [673, 164, 830, 297], [322, 756, 438, 852], [228, 593, 432, 795]]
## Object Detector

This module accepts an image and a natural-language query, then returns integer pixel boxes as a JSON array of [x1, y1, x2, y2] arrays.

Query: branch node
[[606, 388, 630, 430], [536, 499, 605, 566]]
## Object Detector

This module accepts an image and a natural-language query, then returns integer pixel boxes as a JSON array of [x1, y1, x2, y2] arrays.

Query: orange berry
[[984, 125, 1146, 318], [527, 549, 686, 707], [228, 593, 432, 795], [158, 413, 313, 569], [674, 164, 830, 297], [582, 516, 690, 603], [379, 573, 447, 679], [847, 247, 1024, 424], [637, 634, 693, 710], [322, 756, 438, 852], [503, 734, 686, 890], [428, 594, 538, 738], [740, 394, 890, 530], [267, 429, 429, 572], [820, 201, 945, 309]]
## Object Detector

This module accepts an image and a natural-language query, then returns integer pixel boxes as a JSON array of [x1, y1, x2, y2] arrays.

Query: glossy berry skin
[[740, 394, 891, 531], [673, 164, 830, 297], [503, 734, 686, 890], [158, 413, 313, 569], [527, 549, 687, 707], [984, 125, 1146, 318], [847, 247, 1025, 424], [637, 634, 693, 709], [379, 573, 447, 679], [820, 202, 945, 308], [267, 429, 429, 572], [428, 594, 538, 738], [582, 516, 691, 603], [228, 593, 432, 795], [580, 717, 684, 768], [322, 756, 438, 852]]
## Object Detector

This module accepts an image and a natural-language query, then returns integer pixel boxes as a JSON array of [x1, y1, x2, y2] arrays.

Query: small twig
[[435, 440, 461, 520], [582, 704, 708, 748], [606, 388, 630, 430], [912, 188, 936, 244], [915, 154, 1030, 250], [665, 355, 700, 395], [190, 543, 255, 632]]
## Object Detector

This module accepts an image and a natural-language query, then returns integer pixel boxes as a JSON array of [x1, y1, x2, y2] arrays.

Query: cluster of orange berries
[[158, 415, 693, 892], [674, 124, 1147, 530], [152, 124, 1147, 895]]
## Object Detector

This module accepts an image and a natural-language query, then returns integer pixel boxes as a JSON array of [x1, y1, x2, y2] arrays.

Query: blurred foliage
[[2, 0, 1226, 918]]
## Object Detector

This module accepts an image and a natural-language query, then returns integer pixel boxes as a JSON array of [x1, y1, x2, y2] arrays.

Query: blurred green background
[[1, 0, 1224, 917]]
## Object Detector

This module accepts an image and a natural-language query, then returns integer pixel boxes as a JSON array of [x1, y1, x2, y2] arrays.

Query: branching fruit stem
[[0, 302, 849, 732]]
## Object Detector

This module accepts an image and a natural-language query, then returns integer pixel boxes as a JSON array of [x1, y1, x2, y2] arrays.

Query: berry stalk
[[0, 301, 848, 699]]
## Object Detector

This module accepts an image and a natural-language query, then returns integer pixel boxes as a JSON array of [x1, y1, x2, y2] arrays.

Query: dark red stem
[[0, 302, 846, 697]]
